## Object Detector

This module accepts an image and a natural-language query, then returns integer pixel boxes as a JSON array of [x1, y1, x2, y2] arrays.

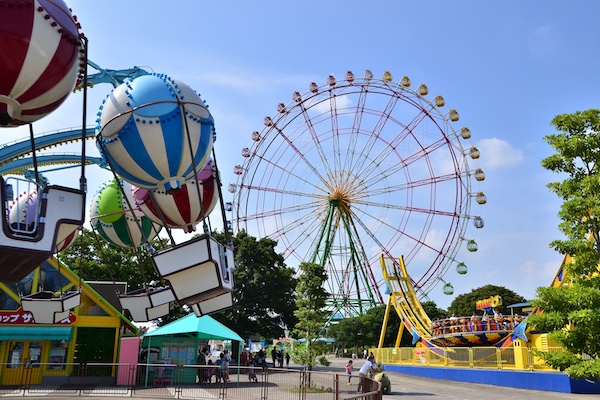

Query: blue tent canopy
[[144, 313, 243, 342]]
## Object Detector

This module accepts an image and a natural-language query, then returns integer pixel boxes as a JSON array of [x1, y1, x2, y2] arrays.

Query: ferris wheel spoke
[[327, 89, 343, 175], [354, 198, 459, 218], [241, 154, 329, 199], [342, 85, 369, 175], [352, 103, 433, 182], [278, 212, 331, 259], [295, 101, 337, 184], [240, 184, 324, 201], [239, 199, 323, 224], [346, 89, 400, 177], [266, 120, 332, 190], [359, 172, 463, 198], [352, 204, 446, 258], [360, 136, 458, 191]]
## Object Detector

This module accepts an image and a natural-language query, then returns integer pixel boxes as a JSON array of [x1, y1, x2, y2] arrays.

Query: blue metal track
[[0, 153, 107, 175], [0, 128, 96, 165]]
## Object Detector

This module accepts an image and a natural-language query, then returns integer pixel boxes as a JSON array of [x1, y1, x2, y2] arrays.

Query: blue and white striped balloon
[[96, 73, 214, 193]]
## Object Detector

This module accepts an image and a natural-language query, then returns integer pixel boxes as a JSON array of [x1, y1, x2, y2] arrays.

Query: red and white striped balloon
[[133, 159, 219, 233], [0, 0, 84, 127]]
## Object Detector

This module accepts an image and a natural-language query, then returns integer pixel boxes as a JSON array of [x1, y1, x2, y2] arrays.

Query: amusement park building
[[0, 257, 137, 386]]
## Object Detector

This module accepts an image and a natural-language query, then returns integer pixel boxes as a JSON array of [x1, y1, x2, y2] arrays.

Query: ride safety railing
[[0, 362, 382, 400], [372, 346, 563, 371]]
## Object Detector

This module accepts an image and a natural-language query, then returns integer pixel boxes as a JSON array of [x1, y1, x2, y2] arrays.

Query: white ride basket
[[151, 234, 235, 314], [190, 291, 234, 317], [118, 286, 175, 322], [20, 291, 81, 324], [0, 176, 84, 283]]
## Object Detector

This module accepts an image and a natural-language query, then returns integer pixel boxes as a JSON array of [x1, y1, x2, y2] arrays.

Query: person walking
[[345, 359, 353, 385], [285, 352, 290, 367]]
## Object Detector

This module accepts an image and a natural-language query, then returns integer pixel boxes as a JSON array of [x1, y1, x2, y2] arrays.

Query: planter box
[[191, 291, 234, 317], [151, 235, 235, 305], [118, 286, 175, 322], [21, 291, 80, 324]]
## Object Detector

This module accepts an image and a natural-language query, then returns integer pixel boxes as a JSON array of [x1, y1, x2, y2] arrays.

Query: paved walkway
[[0, 356, 596, 399], [315, 356, 595, 400]]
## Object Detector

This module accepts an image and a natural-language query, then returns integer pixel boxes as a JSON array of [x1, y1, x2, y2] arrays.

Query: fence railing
[[372, 346, 563, 371], [0, 363, 382, 400]]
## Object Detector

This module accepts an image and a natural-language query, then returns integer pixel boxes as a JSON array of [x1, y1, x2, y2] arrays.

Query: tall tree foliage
[[447, 285, 527, 317], [212, 230, 297, 341], [291, 261, 330, 371], [528, 109, 600, 379], [327, 304, 406, 352]]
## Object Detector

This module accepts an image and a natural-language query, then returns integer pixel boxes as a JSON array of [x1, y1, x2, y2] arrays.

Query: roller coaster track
[[0, 127, 106, 175], [0, 60, 149, 175]]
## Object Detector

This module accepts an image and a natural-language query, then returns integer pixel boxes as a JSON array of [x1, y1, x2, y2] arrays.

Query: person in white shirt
[[357, 355, 375, 392]]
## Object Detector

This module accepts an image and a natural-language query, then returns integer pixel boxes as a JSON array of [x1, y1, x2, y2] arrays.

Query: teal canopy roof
[[144, 313, 243, 342]]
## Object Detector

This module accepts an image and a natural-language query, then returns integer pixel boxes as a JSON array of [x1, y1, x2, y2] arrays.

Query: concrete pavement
[[0, 356, 595, 399]]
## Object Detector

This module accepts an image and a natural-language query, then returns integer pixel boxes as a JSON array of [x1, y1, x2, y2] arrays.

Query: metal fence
[[0, 363, 382, 400], [373, 346, 562, 371]]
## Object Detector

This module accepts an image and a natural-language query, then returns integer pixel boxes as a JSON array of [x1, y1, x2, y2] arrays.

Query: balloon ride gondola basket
[[118, 286, 175, 322], [0, 177, 84, 283], [191, 291, 234, 317], [20, 291, 81, 324], [150, 234, 234, 313]]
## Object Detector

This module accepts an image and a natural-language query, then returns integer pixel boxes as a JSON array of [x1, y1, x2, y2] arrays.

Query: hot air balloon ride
[[88, 178, 176, 322], [94, 72, 235, 319], [95, 73, 214, 193], [0, 0, 87, 287]]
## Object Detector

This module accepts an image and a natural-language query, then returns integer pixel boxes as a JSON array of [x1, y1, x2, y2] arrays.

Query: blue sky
[[4, 1, 599, 310]]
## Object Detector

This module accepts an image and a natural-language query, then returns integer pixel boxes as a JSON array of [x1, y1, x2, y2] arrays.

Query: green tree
[[421, 300, 447, 320], [212, 230, 298, 341], [292, 262, 330, 371], [528, 109, 600, 379], [447, 285, 527, 317], [327, 316, 366, 355]]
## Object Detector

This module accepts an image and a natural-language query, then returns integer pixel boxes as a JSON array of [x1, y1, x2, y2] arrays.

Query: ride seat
[[0, 177, 84, 283]]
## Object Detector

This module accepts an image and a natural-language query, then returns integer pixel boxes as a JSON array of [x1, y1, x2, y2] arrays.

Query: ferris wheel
[[231, 70, 486, 318]]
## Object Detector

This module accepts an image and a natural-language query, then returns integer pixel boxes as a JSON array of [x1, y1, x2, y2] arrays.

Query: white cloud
[[477, 138, 524, 169], [528, 25, 554, 58]]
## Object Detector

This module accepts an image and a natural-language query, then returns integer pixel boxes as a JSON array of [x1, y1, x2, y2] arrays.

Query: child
[[345, 359, 353, 385]]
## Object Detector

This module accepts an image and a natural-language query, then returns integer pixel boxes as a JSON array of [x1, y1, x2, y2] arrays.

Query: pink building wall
[[117, 336, 140, 385]]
